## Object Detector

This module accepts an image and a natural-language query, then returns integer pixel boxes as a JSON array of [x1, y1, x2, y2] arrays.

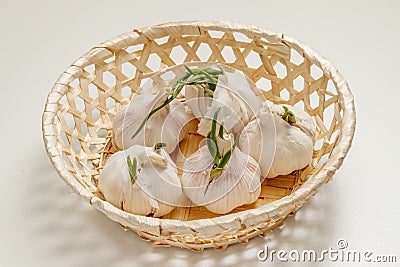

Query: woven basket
[[42, 21, 355, 251]]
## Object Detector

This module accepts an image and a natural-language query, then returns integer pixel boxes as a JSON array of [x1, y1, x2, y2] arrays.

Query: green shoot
[[280, 106, 296, 124], [131, 65, 223, 139], [127, 155, 137, 184]]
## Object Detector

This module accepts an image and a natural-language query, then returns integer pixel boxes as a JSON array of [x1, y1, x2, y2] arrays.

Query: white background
[[1, 0, 400, 266]]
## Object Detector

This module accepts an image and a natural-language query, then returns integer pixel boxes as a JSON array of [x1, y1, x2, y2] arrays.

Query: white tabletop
[[1, 0, 399, 266]]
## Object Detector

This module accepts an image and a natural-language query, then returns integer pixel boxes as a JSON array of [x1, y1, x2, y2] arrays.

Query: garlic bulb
[[181, 109, 261, 214], [182, 146, 261, 214], [197, 69, 264, 137], [270, 103, 316, 142], [98, 144, 185, 217], [183, 65, 223, 120], [112, 88, 189, 153], [239, 102, 316, 178]]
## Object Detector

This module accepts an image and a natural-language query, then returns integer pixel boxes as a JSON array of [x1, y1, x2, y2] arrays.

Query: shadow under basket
[[42, 21, 356, 251]]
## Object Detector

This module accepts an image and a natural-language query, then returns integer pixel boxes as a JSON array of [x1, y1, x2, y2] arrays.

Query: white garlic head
[[181, 108, 261, 214], [181, 145, 261, 214], [197, 69, 264, 137], [98, 145, 185, 217], [112, 89, 189, 153], [270, 104, 316, 141], [239, 102, 316, 178]]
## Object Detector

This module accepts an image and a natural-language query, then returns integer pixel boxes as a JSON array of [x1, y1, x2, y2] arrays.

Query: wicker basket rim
[[42, 20, 355, 234]]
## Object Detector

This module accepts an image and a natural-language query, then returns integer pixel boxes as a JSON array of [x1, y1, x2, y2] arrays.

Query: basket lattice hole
[[60, 131, 69, 147], [61, 151, 71, 166], [290, 49, 304, 65], [89, 144, 98, 154], [87, 160, 95, 171], [84, 64, 95, 73], [104, 55, 115, 64], [207, 30, 224, 38], [146, 54, 162, 71], [103, 72, 116, 88], [329, 130, 339, 145], [72, 138, 81, 154], [280, 88, 290, 101], [74, 97, 85, 112], [221, 46, 235, 63], [106, 97, 115, 109], [70, 78, 79, 88], [293, 75, 304, 91], [170, 46, 188, 64], [125, 44, 144, 54], [75, 159, 85, 171], [326, 80, 337, 95], [80, 122, 88, 136], [309, 91, 320, 109], [245, 51, 262, 69], [314, 138, 324, 151], [187, 41, 197, 53], [154, 36, 169, 45], [274, 61, 287, 79], [323, 104, 335, 128], [91, 108, 101, 121], [233, 32, 252, 43], [121, 62, 137, 79], [196, 43, 213, 61], [324, 92, 335, 103], [88, 84, 99, 99], [96, 128, 108, 138], [310, 65, 323, 80], [256, 77, 272, 91], [59, 95, 67, 105], [64, 113, 75, 129], [316, 154, 329, 168], [121, 86, 132, 98]]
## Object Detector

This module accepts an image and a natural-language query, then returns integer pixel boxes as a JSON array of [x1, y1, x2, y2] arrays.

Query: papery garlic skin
[[181, 145, 261, 214], [98, 145, 185, 217], [239, 102, 315, 178], [185, 84, 213, 119], [197, 70, 264, 137], [238, 106, 276, 179], [112, 89, 189, 153], [270, 104, 316, 141]]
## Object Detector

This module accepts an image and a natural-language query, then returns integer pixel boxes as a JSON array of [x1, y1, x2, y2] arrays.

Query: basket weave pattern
[[42, 21, 355, 251]]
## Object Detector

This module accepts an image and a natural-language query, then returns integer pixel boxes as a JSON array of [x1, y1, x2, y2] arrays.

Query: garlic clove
[[163, 97, 190, 148], [185, 84, 213, 119]]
